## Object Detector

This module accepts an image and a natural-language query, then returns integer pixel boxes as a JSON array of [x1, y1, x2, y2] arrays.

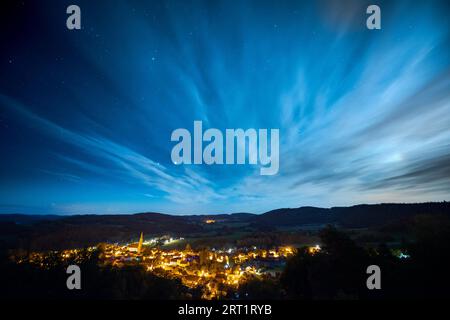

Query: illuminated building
[[128, 232, 144, 253], [308, 244, 321, 255], [138, 232, 144, 254]]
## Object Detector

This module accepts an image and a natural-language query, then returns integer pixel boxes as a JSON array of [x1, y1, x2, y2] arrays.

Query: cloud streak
[[0, 0, 449, 214]]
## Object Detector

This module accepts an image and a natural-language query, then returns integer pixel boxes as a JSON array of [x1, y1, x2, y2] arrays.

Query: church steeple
[[138, 232, 144, 254]]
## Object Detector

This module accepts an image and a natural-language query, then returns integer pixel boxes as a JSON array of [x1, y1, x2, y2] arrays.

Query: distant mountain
[[254, 202, 450, 228], [0, 202, 449, 250], [255, 206, 330, 226]]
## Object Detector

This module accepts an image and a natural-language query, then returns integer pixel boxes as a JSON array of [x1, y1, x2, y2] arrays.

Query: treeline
[[255, 202, 450, 228], [239, 214, 450, 299]]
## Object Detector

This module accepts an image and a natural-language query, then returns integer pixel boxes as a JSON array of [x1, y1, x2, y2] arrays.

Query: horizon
[[1, 0, 450, 215], [1, 200, 449, 216]]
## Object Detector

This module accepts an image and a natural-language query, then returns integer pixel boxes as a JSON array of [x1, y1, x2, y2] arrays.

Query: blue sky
[[0, 0, 449, 215]]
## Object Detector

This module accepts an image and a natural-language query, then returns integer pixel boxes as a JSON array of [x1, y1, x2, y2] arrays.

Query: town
[[16, 233, 309, 299]]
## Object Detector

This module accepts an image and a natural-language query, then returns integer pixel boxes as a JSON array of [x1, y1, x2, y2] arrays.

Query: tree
[[238, 276, 282, 299], [281, 226, 369, 299]]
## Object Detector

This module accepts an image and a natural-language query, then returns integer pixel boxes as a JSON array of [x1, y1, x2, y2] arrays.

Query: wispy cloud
[[0, 0, 449, 214]]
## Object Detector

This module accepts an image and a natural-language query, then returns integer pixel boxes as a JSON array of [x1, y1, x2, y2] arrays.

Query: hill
[[0, 202, 449, 250]]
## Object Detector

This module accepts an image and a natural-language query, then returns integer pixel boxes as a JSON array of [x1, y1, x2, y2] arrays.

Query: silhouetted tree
[[238, 276, 282, 300]]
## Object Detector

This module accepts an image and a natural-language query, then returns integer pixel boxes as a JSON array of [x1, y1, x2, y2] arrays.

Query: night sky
[[0, 0, 449, 215]]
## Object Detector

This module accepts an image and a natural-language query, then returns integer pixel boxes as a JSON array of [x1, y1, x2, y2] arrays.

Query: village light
[[20, 232, 297, 300]]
